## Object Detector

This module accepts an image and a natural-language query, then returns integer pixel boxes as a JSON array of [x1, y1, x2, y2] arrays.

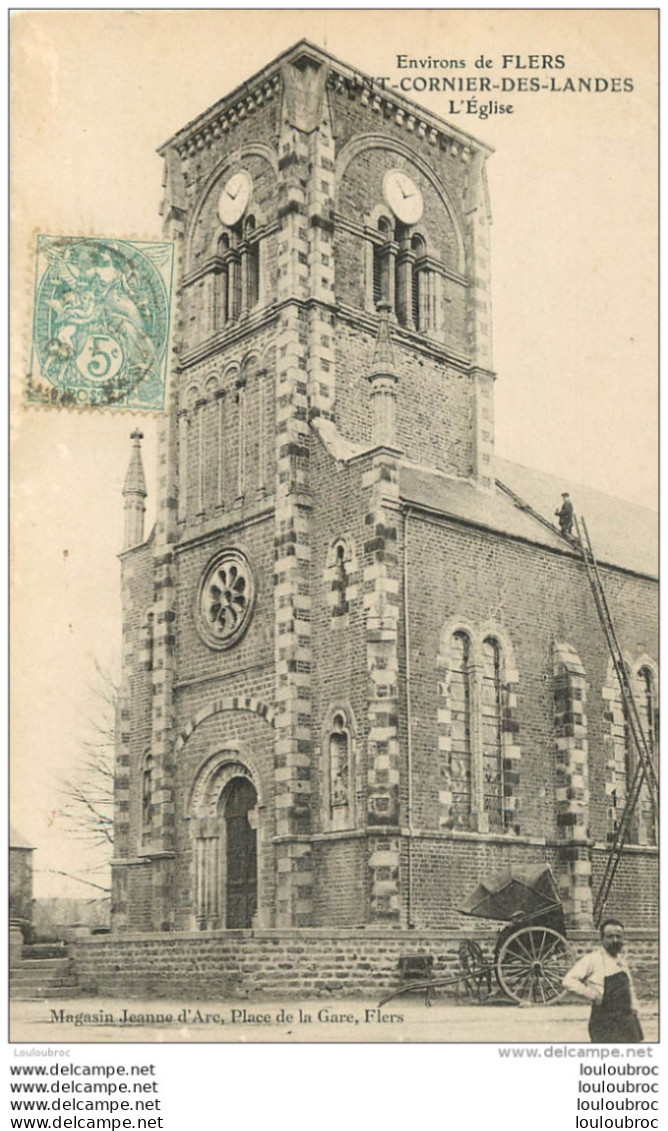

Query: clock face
[[382, 169, 424, 225], [217, 171, 253, 226]]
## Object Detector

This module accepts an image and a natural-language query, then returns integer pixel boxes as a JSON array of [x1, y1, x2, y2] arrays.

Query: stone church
[[112, 41, 658, 939]]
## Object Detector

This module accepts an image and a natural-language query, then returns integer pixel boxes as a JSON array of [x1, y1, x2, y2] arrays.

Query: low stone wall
[[71, 928, 658, 1001]]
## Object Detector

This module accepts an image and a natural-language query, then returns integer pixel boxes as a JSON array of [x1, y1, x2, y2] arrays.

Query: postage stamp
[[28, 235, 173, 411]]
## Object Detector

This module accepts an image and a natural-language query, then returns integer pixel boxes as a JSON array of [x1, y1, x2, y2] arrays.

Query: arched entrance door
[[218, 777, 257, 929]]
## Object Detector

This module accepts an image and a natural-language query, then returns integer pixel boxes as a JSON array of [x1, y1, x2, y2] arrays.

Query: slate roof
[[398, 458, 657, 579], [497, 458, 658, 579]]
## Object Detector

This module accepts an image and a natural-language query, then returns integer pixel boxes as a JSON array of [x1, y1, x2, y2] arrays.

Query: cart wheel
[[497, 927, 572, 1005], [458, 940, 493, 1003]]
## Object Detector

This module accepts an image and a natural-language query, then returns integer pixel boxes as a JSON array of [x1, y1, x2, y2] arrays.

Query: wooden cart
[[379, 865, 573, 1007]]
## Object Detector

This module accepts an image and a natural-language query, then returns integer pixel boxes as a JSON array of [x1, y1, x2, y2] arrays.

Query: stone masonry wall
[[334, 324, 474, 477], [405, 514, 657, 839], [402, 512, 658, 930], [310, 442, 368, 837], [72, 928, 658, 1001]]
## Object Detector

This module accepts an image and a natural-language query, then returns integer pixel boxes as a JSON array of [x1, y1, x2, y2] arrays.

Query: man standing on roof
[[563, 919, 643, 1042], [555, 491, 574, 536]]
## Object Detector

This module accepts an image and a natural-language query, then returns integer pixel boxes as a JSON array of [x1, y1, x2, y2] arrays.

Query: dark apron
[[589, 970, 644, 1043]]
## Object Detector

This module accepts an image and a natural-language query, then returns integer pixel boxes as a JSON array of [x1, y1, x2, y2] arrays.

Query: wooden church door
[[219, 777, 257, 929]]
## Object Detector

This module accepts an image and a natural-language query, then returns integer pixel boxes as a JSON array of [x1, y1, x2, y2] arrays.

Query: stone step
[[10, 983, 82, 1000], [23, 944, 70, 960], [10, 968, 74, 986], [10, 953, 81, 999], [12, 958, 72, 973]]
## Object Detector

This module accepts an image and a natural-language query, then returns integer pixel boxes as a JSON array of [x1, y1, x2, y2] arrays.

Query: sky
[[10, 10, 657, 898]]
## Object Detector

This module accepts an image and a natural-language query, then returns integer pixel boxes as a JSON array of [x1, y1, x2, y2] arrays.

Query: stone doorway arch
[[189, 752, 261, 930], [219, 777, 257, 929]]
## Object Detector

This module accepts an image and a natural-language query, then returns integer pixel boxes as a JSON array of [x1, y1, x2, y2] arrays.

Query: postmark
[[28, 235, 173, 411]]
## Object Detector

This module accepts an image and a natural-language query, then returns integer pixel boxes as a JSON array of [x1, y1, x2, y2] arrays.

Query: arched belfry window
[[447, 631, 473, 824], [366, 204, 444, 338], [245, 216, 260, 310], [213, 212, 265, 331], [482, 637, 504, 831], [373, 217, 394, 310], [141, 753, 153, 847], [216, 233, 232, 325], [411, 234, 427, 332]]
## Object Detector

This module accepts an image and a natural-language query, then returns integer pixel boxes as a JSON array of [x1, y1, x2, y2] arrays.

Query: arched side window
[[622, 661, 635, 805], [604, 658, 657, 848], [437, 622, 520, 834], [332, 544, 348, 618], [628, 663, 658, 846], [139, 609, 154, 673], [321, 703, 357, 831], [141, 753, 153, 847], [635, 666, 658, 757], [329, 713, 350, 818], [447, 631, 473, 826], [323, 536, 359, 627], [482, 637, 504, 831], [634, 665, 658, 847]]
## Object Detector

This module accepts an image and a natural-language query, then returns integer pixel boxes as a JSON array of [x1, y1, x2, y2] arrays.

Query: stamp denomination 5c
[[28, 235, 173, 411]]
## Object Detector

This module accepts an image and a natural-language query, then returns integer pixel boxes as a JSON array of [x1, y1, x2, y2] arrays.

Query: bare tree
[[54, 660, 116, 890]]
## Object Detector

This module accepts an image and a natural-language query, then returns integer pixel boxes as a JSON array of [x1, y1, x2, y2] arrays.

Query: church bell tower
[[113, 41, 495, 933]]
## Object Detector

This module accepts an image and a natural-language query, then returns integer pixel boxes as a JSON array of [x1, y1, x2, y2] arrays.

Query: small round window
[[197, 548, 254, 650]]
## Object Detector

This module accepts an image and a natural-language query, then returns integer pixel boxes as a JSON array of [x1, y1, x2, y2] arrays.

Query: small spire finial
[[122, 431, 148, 550]]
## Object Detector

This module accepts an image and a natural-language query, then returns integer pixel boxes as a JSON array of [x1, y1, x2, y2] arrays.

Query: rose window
[[197, 549, 254, 649]]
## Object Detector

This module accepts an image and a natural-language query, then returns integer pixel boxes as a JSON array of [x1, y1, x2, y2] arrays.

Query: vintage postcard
[[10, 9, 658, 1063]]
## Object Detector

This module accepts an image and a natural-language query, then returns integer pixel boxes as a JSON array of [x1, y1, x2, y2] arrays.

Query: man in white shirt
[[563, 919, 643, 1042]]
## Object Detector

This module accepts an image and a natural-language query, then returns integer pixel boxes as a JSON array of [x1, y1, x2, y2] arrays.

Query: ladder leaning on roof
[[573, 515, 659, 925]]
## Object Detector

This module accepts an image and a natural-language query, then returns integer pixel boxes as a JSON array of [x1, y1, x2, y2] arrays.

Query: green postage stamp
[[28, 235, 174, 411]]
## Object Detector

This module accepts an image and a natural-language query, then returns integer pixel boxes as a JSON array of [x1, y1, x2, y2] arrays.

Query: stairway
[[10, 947, 81, 1000]]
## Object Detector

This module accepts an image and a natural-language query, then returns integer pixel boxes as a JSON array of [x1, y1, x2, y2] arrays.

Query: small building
[[32, 898, 111, 941], [10, 824, 35, 937]]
